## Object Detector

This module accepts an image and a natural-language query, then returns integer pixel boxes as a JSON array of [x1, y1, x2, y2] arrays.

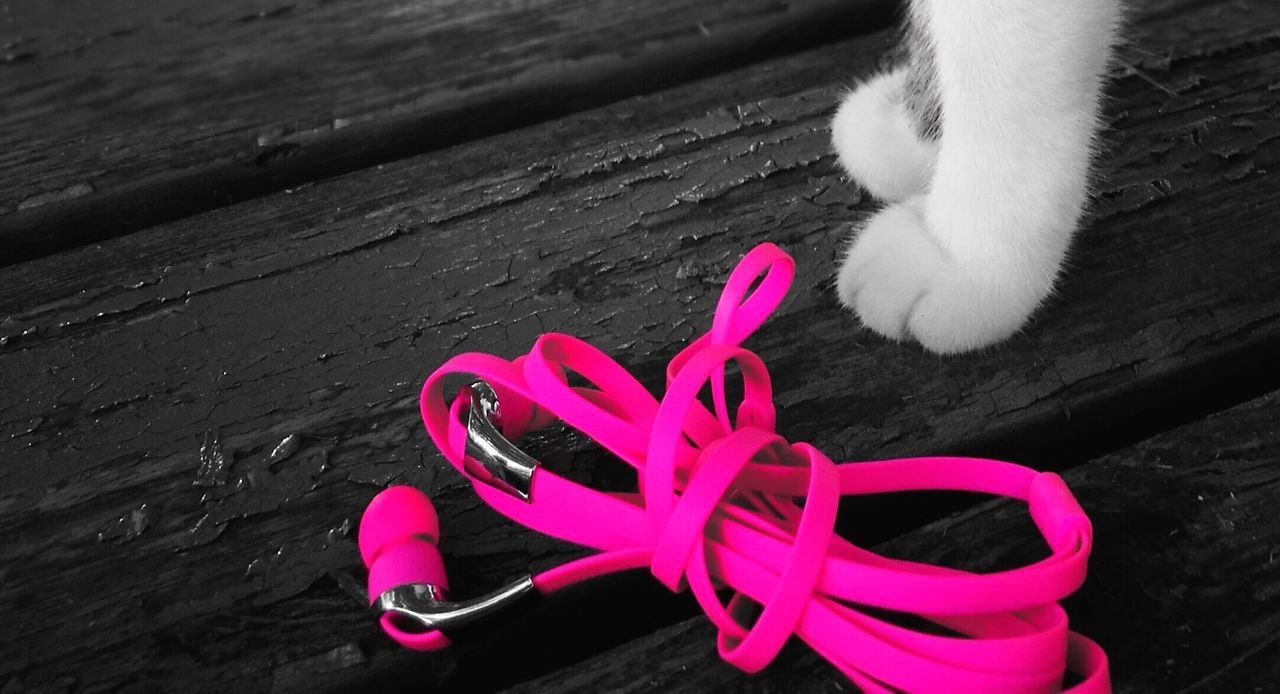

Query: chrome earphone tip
[[376, 575, 538, 638], [464, 380, 538, 501]]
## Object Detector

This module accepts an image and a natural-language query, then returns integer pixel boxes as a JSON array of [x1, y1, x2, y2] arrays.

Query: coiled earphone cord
[[359, 243, 1110, 693]]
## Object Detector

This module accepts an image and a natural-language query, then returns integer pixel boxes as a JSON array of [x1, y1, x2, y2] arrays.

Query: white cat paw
[[837, 199, 1045, 354], [830, 69, 937, 203]]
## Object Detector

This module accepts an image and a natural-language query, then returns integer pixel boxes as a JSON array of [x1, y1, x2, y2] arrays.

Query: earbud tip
[[359, 485, 440, 568]]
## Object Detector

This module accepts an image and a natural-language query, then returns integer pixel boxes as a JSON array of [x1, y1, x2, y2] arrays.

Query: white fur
[[830, 70, 937, 202], [832, 0, 1121, 353]]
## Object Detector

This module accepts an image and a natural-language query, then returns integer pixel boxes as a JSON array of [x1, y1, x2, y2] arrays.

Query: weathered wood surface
[[0, 0, 892, 264], [506, 390, 1280, 694], [2, 0, 1278, 691]]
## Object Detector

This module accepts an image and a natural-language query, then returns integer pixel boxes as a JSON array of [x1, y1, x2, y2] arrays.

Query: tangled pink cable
[[359, 243, 1110, 692]]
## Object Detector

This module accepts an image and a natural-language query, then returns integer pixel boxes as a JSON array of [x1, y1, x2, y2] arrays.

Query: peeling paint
[[246, 517, 355, 606], [95, 503, 153, 543], [195, 430, 231, 488], [181, 442, 330, 550]]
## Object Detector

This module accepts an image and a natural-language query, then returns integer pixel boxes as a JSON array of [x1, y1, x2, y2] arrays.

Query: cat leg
[[838, 0, 1120, 353], [830, 68, 938, 202]]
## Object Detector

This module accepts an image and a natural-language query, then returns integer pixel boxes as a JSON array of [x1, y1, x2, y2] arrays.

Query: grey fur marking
[[903, 0, 942, 140]]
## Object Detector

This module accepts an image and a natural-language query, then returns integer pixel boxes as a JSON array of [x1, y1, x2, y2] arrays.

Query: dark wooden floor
[[2, 0, 1277, 692]]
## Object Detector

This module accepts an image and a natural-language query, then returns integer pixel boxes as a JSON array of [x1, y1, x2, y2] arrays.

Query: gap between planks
[[0, 0, 896, 266]]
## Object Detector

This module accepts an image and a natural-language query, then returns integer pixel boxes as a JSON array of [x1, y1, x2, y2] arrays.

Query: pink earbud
[[359, 485, 449, 604], [359, 485, 538, 648]]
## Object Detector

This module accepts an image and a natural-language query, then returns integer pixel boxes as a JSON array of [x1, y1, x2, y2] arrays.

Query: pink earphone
[[358, 243, 1111, 692]]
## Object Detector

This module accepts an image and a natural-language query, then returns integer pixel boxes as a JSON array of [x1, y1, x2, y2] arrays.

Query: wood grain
[[1, 0, 1277, 691], [504, 390, 1280, 693], [0, 0, 893, 263]]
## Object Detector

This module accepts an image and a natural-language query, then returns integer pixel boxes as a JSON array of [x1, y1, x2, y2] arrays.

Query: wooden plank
[[0, 0, 893, 264], [2, 0, 1278, 691], [504, 389, 1280, 693]]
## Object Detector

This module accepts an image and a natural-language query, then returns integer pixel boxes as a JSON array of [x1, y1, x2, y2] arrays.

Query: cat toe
[[837, 199, 1047, 354], [904, 274, 1037, 354], [830, 70, 937, 203], [837, 199, 944, 339]]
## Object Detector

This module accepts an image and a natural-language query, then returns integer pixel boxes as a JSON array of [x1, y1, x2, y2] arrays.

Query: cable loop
[[408, 243, 1110, 693]]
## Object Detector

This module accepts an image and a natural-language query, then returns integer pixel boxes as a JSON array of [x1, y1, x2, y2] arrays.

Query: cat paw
[[836, 199, 1045, 354], [830, 69, 937, 202]]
